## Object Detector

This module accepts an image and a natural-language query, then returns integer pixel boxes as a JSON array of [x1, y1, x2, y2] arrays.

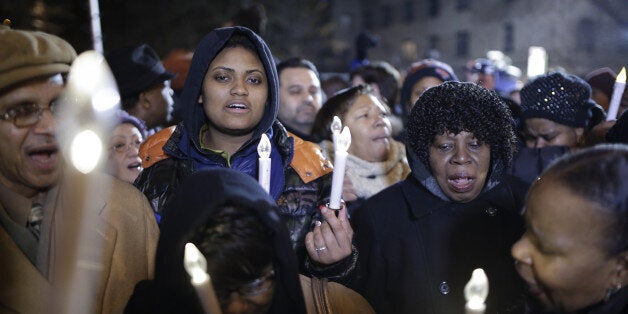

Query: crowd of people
[[1, 7, 627, 314]]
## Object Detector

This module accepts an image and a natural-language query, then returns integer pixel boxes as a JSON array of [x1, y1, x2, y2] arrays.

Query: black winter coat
[[350, 173, 528, 314]]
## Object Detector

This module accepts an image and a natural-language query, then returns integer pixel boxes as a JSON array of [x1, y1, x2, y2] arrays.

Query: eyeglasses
[[110, 140, 142, 153], [236, 269, 275, 297], [0, 100, 61, 128]]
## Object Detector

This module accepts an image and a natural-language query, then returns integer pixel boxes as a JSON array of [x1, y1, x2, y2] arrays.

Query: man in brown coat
[[0, 24, 158, 313]]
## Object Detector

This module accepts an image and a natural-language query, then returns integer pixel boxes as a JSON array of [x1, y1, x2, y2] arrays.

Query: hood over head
[[177, 26, 279, 150], [126, 168, 305, 313]]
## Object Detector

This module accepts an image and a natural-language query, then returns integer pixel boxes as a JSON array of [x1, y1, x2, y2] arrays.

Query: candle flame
[[257, 134, 271, 158], [464, 268, 489, 311], [70, 51, 119, 111], [616, 67, 626, 84], [331, 116, 342, 134], [184, 243, 209, 284], [70, 129, 102, 173], [336, 126, 352, 152]]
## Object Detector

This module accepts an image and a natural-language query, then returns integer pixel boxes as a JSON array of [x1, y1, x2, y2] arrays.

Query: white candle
[[329, 126, 351, 210], [606, 67, 626, 121], [331, 116, 342, 148], [257, 134, 271, 193], [464, 268, 489, 314], [60, 51, 120, 174], [184, 243, 223, 314]]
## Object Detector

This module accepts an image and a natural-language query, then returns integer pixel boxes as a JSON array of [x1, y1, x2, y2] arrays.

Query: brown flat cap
[[0, 25, 77, 92]]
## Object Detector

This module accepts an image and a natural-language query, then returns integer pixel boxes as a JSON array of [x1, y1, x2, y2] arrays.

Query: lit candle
[[184, 243, 222, 314], [257, 134, 271, 193], [55, 50, 120, 311], [329, 126, 351, 210], [464, 268, 489, 314], [606, 67, 626, 121], [59, 51, 120, 173], [331, 116, 342, 147]]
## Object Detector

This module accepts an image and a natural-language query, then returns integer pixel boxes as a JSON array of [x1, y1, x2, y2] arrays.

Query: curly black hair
[[406, 81, 517, 172]]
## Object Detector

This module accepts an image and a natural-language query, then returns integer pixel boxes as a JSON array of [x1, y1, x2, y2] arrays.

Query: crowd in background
[[1, 2, 627, 313]]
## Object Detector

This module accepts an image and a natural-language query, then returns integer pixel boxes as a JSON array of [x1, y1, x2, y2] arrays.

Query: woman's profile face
[[409, 76, 443, 109], [344, 94, 392, 162], [428, 131, 490, 202], [523, 117, 583, 149], [106, 123, 143, 183], [511, 179, 621, 311]]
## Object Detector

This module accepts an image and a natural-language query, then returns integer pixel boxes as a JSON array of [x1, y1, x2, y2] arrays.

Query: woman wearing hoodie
[[349, 81, 528, 313], [126, 168, 373, 313], [134, 27, 354, 279]]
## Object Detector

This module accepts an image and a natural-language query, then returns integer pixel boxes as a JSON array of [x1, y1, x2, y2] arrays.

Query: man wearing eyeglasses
[[0, 24, 158, 313]]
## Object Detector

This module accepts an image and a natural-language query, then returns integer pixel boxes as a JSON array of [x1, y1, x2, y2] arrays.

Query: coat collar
[[402, 174, 520, 220]]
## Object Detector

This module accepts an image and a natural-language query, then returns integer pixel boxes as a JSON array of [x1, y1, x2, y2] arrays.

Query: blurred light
[[527, 46, 547, 78], [184, 243, 209, 284], [92, 87, 120, 112], [464, 268, 489, 312], [70, 129, 102, 174], [70, 52, 119, 110]]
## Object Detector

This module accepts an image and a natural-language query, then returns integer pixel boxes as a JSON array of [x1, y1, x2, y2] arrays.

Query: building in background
[[2, 0, 625, 78], [327, 0, 626, 78]]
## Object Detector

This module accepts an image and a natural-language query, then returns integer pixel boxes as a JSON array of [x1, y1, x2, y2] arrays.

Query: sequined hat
[[520, 72, 598, 128]]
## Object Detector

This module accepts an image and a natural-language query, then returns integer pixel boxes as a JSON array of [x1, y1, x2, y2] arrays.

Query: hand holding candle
[[329, 125, 351, 210], [606, 67, 626, 121], [257, 134, 271, 193], [184, 243, 223, 314], [464, 268, 489, 314]]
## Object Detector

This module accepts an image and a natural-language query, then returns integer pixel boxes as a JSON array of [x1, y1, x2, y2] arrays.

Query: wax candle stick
[[464, 268, 489, 314], [331, 116, 342, 148], [257, 134, 271, 193], [184, 243, 222, 314], [606, 67, 626, 121], [329, 126, 351, 210], [60, 51, 120, 174]]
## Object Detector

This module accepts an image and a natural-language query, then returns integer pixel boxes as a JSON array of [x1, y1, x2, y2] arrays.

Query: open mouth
[[447, 174, 475, 192], [27, 145, 59, 170], [127, 161, 142, 170], [28, 147, 58, 162], [226, 102, 249, 111]]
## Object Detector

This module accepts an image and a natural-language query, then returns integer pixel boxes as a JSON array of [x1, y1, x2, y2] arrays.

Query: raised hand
[[305, 202, 354, 265]]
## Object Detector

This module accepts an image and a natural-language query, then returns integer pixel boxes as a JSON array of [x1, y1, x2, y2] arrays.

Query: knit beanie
[[111, 109, 148, 139], [0, 24, 76, 92], [400, 59, 458, 107], [520, 72, 599, 128]]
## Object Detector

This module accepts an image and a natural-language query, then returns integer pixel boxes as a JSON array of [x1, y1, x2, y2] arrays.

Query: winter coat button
[[439, 281, 450, 295], [485, 207, 498, 216]]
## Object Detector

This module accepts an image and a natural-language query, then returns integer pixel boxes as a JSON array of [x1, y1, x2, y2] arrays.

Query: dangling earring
[[604, 282, 623, 302]]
